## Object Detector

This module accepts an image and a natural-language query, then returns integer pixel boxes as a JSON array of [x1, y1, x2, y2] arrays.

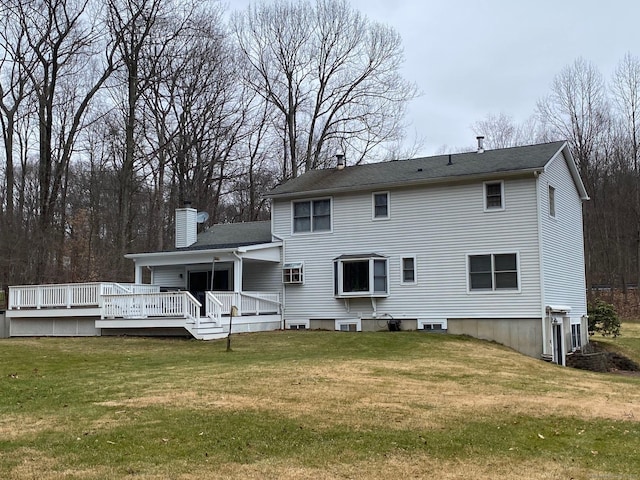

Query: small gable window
[[373, 192, 389, 219], [484, 181, 504, 211], [549, 185, 556, 217], [293, 199, 331, 233]]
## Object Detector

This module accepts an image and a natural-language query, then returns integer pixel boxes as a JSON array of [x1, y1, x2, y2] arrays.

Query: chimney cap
[[336, 153, 345, 170]]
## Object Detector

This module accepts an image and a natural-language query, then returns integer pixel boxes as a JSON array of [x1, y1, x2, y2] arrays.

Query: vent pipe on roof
[[447, 154, 453, 165], [336, 153, 345, 170], [476, 136, 485, 154]]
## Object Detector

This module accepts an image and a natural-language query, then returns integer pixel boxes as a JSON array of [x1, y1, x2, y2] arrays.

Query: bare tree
[[233, 0, 417, 178], [1, 0, 119, 281], [471, 113, 542, 149], [611, 53, 640, 295], [536, 58, 610, 176]]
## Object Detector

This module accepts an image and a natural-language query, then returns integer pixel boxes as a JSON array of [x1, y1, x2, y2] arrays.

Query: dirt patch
[[177, 454, 594, 480], [93, 359, 640, 428], [0, 416, 64, 441]]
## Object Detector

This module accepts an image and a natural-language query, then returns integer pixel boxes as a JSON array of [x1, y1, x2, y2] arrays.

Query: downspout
[[271, 232, 286, 330], [534, 169, 549, 357]]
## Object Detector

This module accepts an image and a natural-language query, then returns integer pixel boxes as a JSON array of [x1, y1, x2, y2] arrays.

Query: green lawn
[[1, 330, 639, 479]]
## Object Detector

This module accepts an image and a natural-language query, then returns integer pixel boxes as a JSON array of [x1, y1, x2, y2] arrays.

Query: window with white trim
[[571, 323, 581, 351], [484, 181, 504, 211], [468, 253, 518, 291], [283, 263, 303, 284], [401, 256, 416, 284], [373, 192, 389, 219], [334, 255, 388, 297], [549, 185, 556, 217], [293, 199, 331, 233]]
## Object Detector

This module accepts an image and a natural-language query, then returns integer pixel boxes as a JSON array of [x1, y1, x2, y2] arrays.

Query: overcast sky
[[344, 0, 640, 155], [230, 0, 640, 156]]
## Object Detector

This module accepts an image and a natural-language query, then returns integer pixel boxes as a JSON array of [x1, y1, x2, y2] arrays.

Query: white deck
[[7, 283, 281, 340]]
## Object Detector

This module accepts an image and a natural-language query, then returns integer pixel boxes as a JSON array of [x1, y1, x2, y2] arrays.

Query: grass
[[0, 330, 639, 479]]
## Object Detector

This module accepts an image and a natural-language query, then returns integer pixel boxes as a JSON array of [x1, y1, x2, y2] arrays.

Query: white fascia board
[[125, 242, 281, 267], [544, 143, 590, 201], [237, 243, 282, 262]]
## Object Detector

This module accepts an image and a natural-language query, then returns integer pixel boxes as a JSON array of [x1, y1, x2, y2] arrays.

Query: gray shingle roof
[[268, 141, 567, 198], [176, 221, 272, 251]]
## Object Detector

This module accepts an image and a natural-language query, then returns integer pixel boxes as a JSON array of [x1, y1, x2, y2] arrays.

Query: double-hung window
[[334, 255, 388, 297], [373, 192, 389, 219], [484, 181, 504, 211], [401, 256, 416, 284], [468, 253, 518, 291], [293, 199, 331, 233]]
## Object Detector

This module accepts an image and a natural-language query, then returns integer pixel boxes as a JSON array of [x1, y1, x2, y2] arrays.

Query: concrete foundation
[[447, 318, 542, 358]]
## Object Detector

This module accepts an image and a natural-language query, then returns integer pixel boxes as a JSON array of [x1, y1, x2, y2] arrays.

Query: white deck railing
[[211, 291, 280, 316], [9, 283, 279, 324], [205, 292, 223, 326], [101, 291, 200, 322], [9, 282, 161, 310]]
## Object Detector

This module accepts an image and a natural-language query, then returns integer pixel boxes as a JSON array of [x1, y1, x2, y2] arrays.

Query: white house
[[267, 139, 589, 364], [6, 140, 589, 365]]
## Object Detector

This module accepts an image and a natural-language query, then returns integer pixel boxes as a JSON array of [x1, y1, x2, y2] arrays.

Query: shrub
[[588, 299, 621, 337]]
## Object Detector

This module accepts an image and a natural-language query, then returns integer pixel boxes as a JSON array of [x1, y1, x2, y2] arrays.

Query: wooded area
[[0, 0, 638, 312], [0, 0, 416, 286]]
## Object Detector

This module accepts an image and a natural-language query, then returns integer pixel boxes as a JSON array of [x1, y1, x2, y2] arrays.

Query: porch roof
[[125, 221, 281, 266]]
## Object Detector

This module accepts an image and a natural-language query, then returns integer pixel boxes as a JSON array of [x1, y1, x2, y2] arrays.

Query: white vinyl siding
[[242, 262, 282, 292], [151, 266, 186, 289], [273, 176, 542, 321], [539, 150, 587, 318]]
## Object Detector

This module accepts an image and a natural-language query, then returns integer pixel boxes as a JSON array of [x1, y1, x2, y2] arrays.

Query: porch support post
[[233, 255, 242, 293], [134, 263, 143, 284], [233, 253, 243, 315]]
